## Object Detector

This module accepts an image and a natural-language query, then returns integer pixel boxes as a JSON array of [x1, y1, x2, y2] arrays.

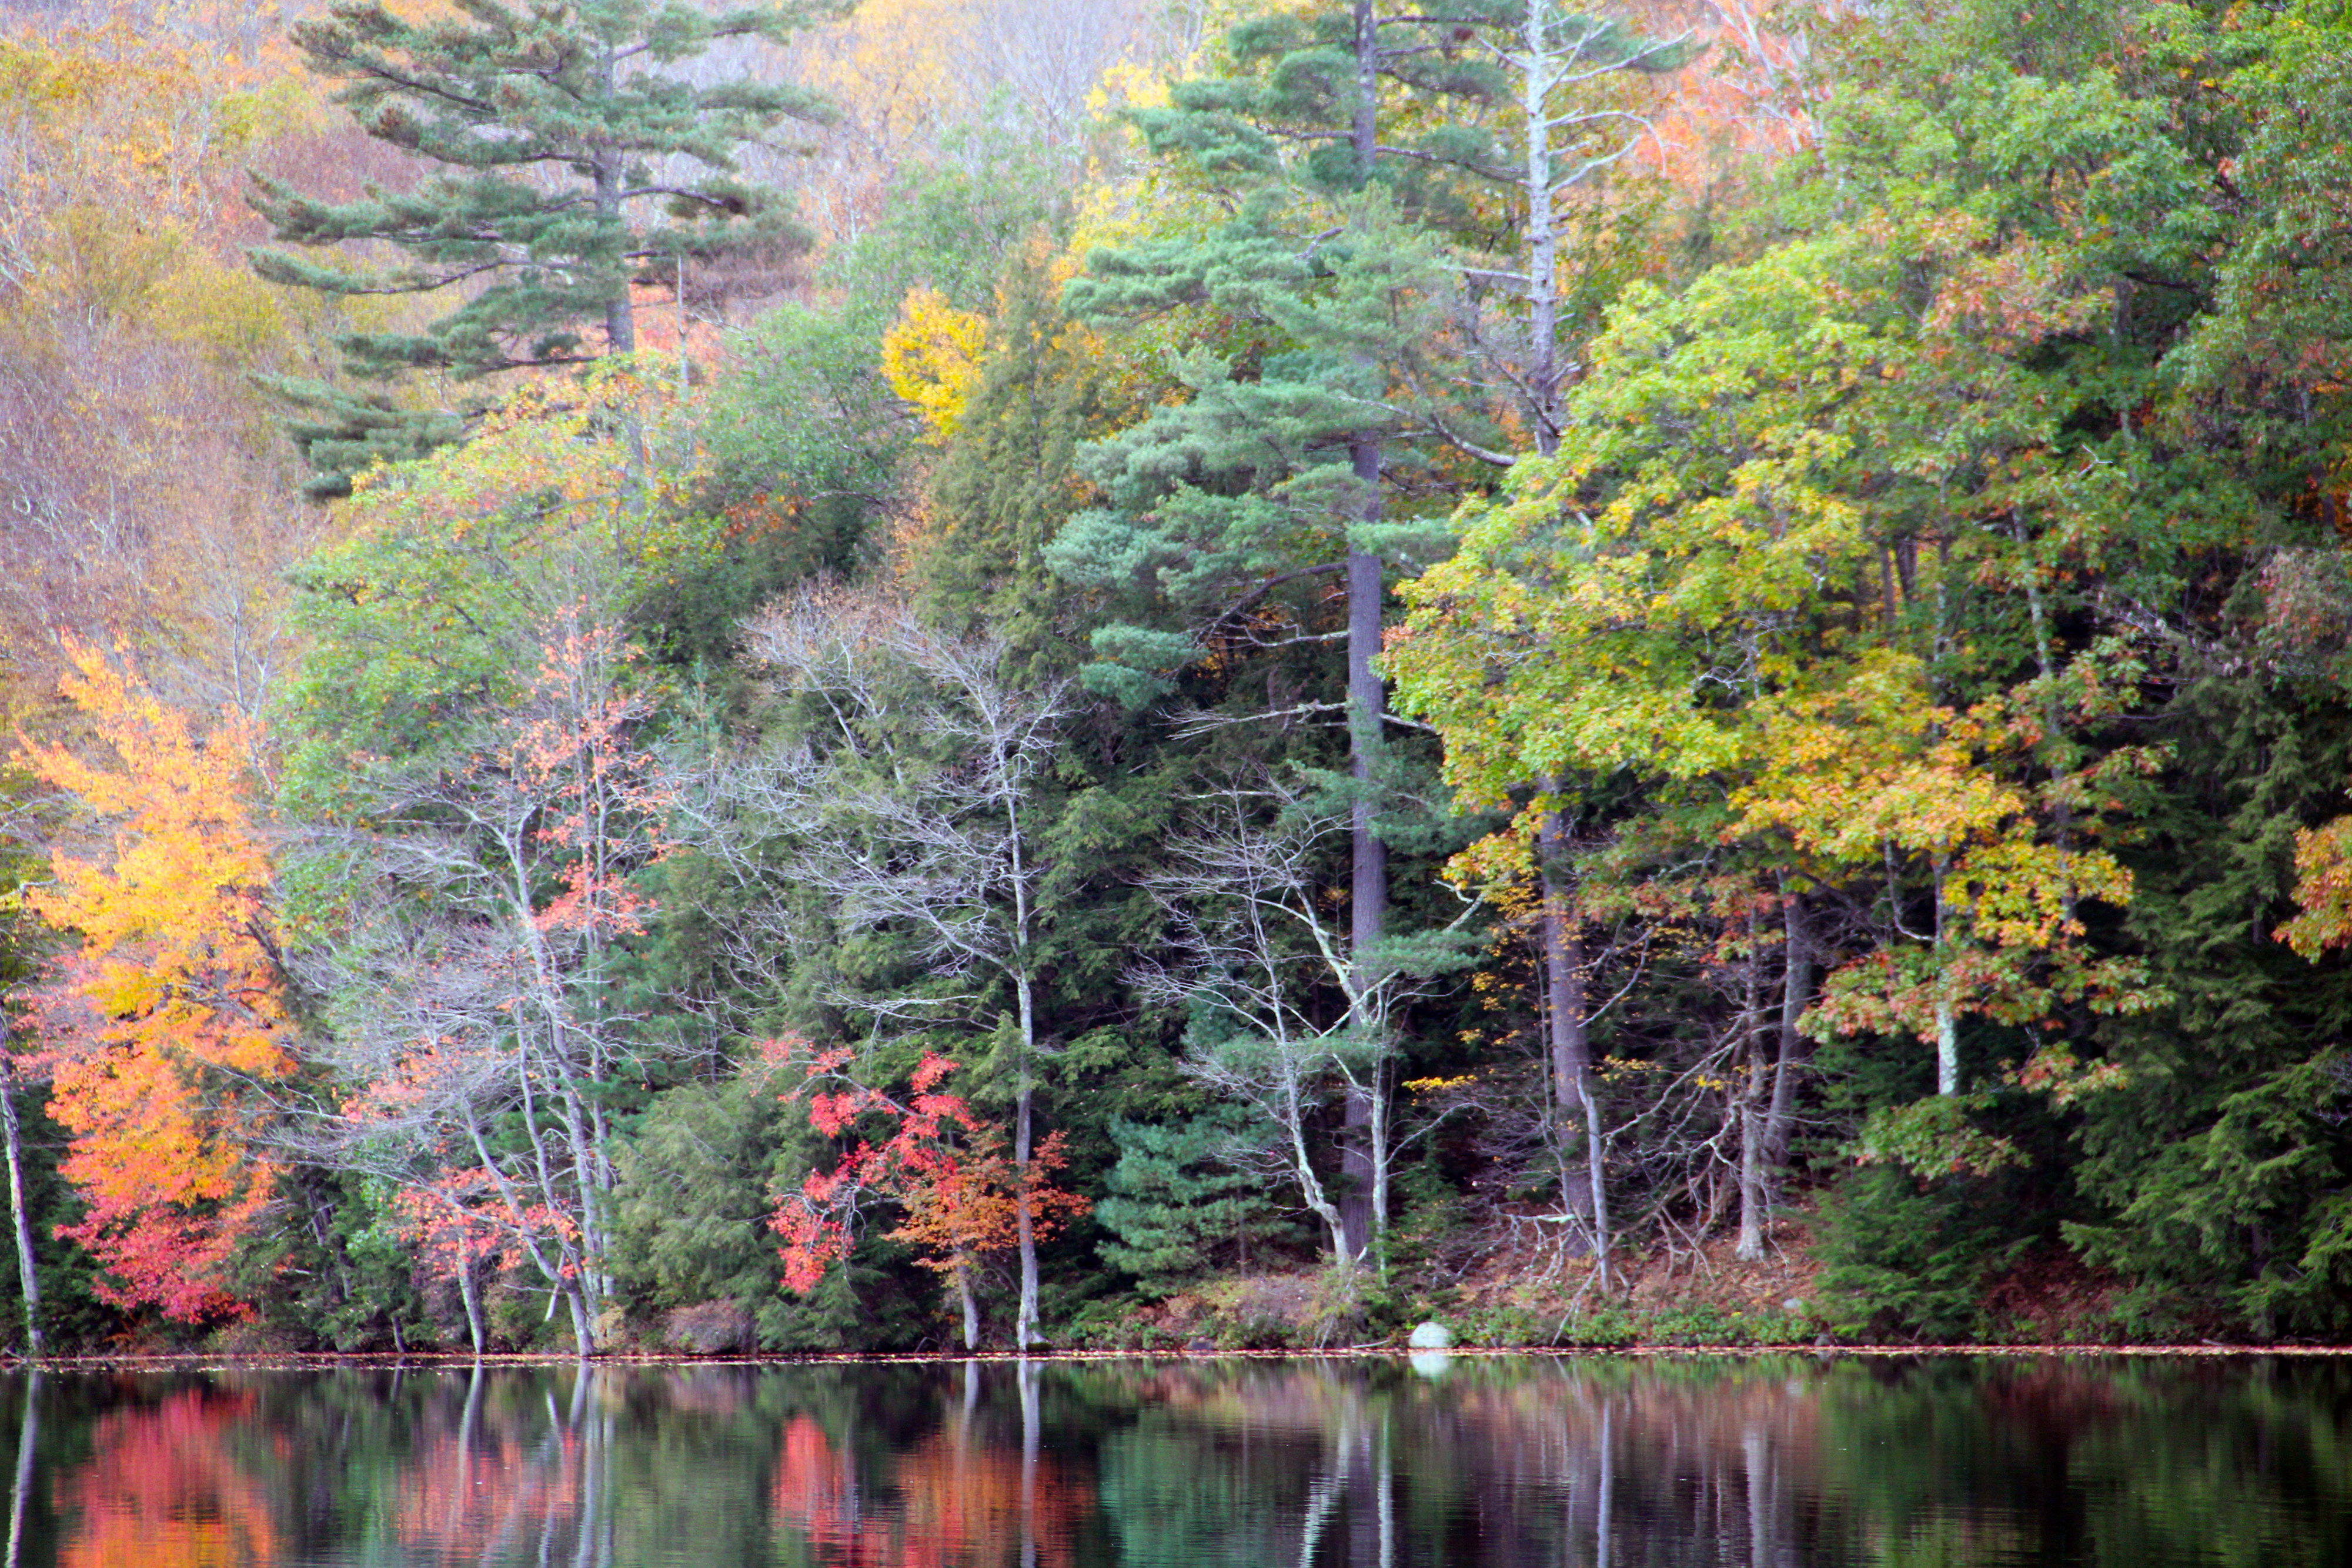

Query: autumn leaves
[[19, 646, 291, 1322]]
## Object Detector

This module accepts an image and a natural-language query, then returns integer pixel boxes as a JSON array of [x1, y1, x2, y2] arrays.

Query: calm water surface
[[8, 1353, 2349, 1566]]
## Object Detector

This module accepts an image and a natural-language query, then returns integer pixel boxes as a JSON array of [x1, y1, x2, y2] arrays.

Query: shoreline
[[6, 1342, 2349, 1372]]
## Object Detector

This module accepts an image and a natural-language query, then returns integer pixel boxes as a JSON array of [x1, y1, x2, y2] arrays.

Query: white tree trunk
[[0, 1065, 42, 1356]]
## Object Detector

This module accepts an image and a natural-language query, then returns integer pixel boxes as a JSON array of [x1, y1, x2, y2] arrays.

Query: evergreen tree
[[1054, 2, 1499, 1262], [1094, 1112, 1275, 1296], [249, 0, 838, 494], [1055, 3, 1681, 1266], [912, 238, 1110, 660]]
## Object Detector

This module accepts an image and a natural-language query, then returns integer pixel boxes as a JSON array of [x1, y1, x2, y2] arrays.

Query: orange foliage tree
[[20, 641, 293, 1320]]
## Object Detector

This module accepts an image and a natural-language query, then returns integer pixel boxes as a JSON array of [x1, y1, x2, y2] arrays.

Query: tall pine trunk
[[594, 45, 636, 357], [1336, 0, 1391, 1269]]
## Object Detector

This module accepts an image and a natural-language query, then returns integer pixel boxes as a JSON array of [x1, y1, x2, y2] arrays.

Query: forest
[[3, 0, 2351, 1356]]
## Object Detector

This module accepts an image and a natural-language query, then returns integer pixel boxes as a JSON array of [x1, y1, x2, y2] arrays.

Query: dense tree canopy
[[6, 0, 2352, 1355]]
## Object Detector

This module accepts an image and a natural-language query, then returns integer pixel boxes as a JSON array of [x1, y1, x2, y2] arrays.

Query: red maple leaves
[[766, 1040, 1085, 1300]]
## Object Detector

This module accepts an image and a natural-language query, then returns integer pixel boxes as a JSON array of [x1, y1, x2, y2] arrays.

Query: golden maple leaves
[[19, 641, 293, 1320]]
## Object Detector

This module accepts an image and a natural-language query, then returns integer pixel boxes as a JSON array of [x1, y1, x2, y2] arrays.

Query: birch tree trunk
[[456, 1248, 486, 1359], [1933, 855, 1960, 1095], [0, 1063, 41, 1356]]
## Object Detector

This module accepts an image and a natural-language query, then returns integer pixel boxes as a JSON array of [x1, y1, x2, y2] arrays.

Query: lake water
[[8, 1353, 2348, 1566]]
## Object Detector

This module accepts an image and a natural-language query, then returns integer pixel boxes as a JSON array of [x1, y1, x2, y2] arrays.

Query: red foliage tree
[[767, 1042, 1085, 1348]]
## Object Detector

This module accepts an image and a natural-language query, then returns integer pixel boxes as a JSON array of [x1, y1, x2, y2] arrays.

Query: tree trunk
[[955, 1259, 980, 1350], [1933, 855, 1959, 1095], [1006, 773, 1044, 1349], [1340, 509, 1387, 1263], [595, 46, 647, 518], [1336, 0, 1391, 1267], [0, 1065, 42, 1356], [1012, 960, 1040, 1349], [1283, 1074, 1352, 1261], [1014, 1081, 1038, 1349], [1520, 0, 1564, 457], [1765, 887, 1813, 1169], [462, 1100, 587, 1353], [1539, 806, 1603, 1273], [457, 1248, 486, 1359], [1735, 906, 1770, 1260], [593, 44, 636, 359], [596, 147, 636, 356], [565, 1284, 596, 1360]]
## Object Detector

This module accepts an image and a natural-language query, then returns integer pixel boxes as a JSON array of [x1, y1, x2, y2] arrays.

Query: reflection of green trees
[[1811, 1359, 2352, 1567]]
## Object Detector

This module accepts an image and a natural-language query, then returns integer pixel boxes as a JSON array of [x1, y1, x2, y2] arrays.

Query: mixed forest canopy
[[5, 0, 2352, 1355]]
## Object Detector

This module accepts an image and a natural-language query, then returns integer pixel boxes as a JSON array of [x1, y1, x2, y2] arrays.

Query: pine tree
[[1094, 1113, 1274, 1296], [1054, 3, 1682, 1265], [1053, 2, 1494, 1262], [249, 0, 838, 494]]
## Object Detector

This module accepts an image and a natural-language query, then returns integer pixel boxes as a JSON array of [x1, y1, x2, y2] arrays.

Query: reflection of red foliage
[[391, 1422, 586, 1555], [61, 1389, 276, 1568], [769, 1413, 1091, 1568]]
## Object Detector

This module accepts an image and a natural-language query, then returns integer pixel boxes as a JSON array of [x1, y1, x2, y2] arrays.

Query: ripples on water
[[6, 1353, 2348, 1566]]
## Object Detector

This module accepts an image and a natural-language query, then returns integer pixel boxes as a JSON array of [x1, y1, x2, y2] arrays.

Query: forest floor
[[1090, 1218, 1829, 1352], [1090, 1209, 2159, 1350]]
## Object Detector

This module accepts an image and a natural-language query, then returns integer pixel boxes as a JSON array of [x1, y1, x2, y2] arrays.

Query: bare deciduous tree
[[288, 613, 671, 1354], [1134, 775, 1480, 1272], [678, 583, 1069, 1347]]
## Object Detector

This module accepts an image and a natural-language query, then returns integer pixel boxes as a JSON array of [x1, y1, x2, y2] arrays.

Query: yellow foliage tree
[[21, 641, 293, 1322], [883, 286, 991, 443]]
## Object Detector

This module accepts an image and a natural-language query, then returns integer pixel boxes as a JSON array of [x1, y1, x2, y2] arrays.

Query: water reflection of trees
[[1085, 1356, 2352, 1567], [2, 1356, 2346, 1566], [1091, 1358, 1820, 1567], [55, 1384, 278, 1568], [770, 1363, 1093, 1566]]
